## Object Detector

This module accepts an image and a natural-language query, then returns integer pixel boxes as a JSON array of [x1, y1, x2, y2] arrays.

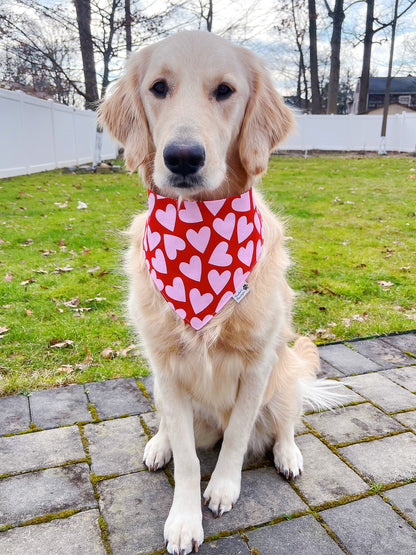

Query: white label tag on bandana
[[233, 282, 250, 303]]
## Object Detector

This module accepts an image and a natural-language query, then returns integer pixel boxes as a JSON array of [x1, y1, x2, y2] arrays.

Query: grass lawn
[[1, 155, 415, 395]]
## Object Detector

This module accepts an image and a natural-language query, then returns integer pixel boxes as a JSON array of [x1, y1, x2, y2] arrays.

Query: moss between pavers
[[88, 402, 101, 422], [381, 492, 416, 531], [0, 458, 88, 480], [334, 428, 407, 449], [98, 514, 112, 555], [0, 509, 82, 532], [312, 512, 350, 554]]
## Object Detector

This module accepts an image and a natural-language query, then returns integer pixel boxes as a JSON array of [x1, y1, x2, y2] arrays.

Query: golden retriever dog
[[99, 30, 344, 555]]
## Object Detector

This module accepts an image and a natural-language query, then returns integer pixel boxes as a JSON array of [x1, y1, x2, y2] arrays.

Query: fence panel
[[280, 112, 416, 153], [0, 89, 118, 179]]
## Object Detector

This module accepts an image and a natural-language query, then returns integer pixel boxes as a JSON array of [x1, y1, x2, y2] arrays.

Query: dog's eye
[[151, 80, 168, 98], [215, 83, 234, 101]]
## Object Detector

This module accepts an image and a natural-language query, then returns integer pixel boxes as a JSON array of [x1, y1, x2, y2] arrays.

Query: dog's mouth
[[167, 173, 205, 190]]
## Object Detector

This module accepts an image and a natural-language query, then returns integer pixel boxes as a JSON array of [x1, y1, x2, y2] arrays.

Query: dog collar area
[[143, 188, 264, 330]]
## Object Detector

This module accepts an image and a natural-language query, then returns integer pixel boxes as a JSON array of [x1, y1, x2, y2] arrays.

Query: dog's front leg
[[203, 352, 274, 517], [156, 373, 203, 555]]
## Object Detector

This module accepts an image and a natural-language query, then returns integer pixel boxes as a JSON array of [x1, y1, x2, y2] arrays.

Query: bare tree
[[74, 0, 99, 109], [308, 0, 321, 112], [324, 0, 345, 114], [357, 0, 416, 114]]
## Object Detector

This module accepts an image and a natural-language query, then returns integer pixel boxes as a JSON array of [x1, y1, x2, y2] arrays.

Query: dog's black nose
[[163, 142, 205, 176]]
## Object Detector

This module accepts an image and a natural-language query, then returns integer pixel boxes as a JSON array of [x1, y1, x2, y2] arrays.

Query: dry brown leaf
[[50, 339, 74, 348], [121, 344, 137, 357], [377, 280, 394, 289], [0, 326, 10, 338], [26, 309, 33, 316], [87, 265, 100, 273], [56, 365, 74, 374], [53, 265, 74, 273], [21, 277, 36, 285], [63, 297, 80, 308], [4, 272, 14, 281], [100, 347, 119, 359]]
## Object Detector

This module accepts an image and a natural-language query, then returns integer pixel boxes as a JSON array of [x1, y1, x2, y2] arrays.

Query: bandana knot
[[143, 188, 264, 330]]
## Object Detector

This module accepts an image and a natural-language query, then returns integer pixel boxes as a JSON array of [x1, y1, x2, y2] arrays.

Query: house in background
[[349, 75, 416, 114]]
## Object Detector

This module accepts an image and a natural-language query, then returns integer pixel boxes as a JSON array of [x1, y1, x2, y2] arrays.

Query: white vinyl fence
[[280, 112, 416, 153], [0, 88, 118, 179], [1, 88, 416, 180]]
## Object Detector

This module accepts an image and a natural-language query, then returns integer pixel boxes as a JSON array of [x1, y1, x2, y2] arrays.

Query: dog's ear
[[98, 51, 150, 171], [239, 52, 294, 177]]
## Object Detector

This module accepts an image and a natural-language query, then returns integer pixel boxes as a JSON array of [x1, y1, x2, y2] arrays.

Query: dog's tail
[[293, 336, 352, 412]]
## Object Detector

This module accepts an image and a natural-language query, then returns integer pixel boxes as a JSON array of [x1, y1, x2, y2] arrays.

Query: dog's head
[[99, 31, 293, 200]]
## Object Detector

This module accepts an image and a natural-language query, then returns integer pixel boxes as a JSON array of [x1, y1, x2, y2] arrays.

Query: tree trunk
[[73, 0, 98, 110], [125, 0, 132, 53], [206, 0, 213, 31], [326, 0, 345, 114], [308, 0, 321, 113], [358, 0, 374, 114]]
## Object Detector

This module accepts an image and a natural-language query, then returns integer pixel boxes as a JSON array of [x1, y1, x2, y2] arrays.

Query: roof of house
[[369, 76, 416, 94]]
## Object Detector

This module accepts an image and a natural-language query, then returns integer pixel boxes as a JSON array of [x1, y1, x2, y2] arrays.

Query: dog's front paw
[[164, 505, 204, 554], [273, 440, 303, 480], [203, 472, 241, 517], [143, 432, 172, 471]]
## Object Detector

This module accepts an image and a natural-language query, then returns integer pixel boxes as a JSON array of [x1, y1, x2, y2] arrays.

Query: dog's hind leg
[[267, 338, 319, 479]]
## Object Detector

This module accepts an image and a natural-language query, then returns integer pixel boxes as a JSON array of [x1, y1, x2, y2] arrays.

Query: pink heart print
[[143, 188, 264, 330]]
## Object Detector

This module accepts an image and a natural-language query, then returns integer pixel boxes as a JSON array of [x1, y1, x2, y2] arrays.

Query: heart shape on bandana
[[208, 269, 231, 294], [156, 204, 176, 231], [186, 226, 211, 253], [165, 276, 186, 302], [152, 248, 167, 273], [209, 241, 233, 267], [179, 202, 203, 223], [147, 228, 161, 251], [237, 216, 254, 244], [213, 213, 235, 240], [179, 255, 202, 281], [164, 234, 186, 260], [232, 193, 251, 212], [190, 288, 213, 314], [238, 241, 254, 266]]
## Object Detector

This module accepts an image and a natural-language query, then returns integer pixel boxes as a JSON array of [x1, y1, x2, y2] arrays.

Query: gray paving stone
[[0, 509, 105, 555], [393, 411, 416, 429], [321, 495, 416, 554], [97, 471, 172, 554], [350, 338, 415, 369], [86, 378, 151, 419], [294, 434, 367, 506], [341, 373, 416, 412], [0, 426, 85, 475], [247, 514, 344, 555], [0, 395, 30, 436], [84, 417, 147, 476], [381, 333, 416, 356], [380, 366, 416, 392], [0, 463, 96, 526], [340, 432, 416, 484], [202, 466, 307, 536], [385, 482, 416, 523], [199, 535, 250, 554], [318, 343, 381, 375], [305, 403, 405, 445], [30, 385, 91, 429], [318, 358, 344, 378]]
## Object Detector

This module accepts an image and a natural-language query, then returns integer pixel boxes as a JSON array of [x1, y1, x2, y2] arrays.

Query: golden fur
[[99, 30, 341, 555]]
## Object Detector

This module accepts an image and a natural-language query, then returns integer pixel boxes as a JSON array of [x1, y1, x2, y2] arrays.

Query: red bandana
[[143, 188, 264, 330]]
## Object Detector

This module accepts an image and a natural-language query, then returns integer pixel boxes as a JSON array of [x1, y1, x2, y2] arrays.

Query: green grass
[[1, 155, 416, 395]]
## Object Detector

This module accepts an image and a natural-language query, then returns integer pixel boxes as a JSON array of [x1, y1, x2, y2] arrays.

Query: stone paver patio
[[0, 333, 415, 554]]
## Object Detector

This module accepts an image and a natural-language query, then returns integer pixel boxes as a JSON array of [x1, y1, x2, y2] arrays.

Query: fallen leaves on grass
[[0, 326, 10, 338], [50, 339, 74, 348], [54, 201, 68, 208], [52, 265, 74, 273], [377, 280, 394, 289], [56, 365, 74, 374], [77, 200, 88, 210], [4, 272, 14, 281], [101, 344, 137, 359], [20, 277, 36, 285]]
